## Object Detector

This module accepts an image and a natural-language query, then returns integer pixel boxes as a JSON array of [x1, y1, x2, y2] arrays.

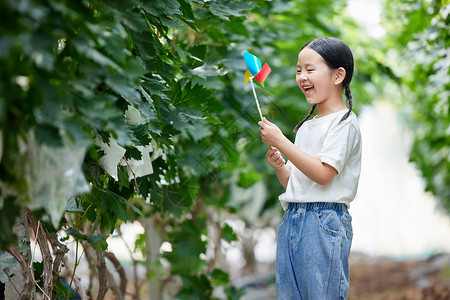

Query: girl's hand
[[258, 118, 285, 148], [266, 148, 286, 170]]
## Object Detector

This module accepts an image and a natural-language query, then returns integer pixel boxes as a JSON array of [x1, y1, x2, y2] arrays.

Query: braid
[[294, 104, 317, 133], [340, 84, 353, 123]]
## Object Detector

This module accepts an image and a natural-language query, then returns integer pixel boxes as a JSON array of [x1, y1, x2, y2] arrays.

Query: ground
[[237, 252, 450, 300]]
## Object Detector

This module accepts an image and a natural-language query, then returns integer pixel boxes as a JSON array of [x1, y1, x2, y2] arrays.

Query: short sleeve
[[285, 159, 293, 170], [318, 121, 360, 174]]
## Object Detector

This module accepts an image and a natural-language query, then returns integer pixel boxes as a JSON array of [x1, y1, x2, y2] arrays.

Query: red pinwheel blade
[[254, 63, 271, 83]]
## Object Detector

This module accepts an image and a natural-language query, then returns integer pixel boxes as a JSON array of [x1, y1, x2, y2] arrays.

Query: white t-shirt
[[278, 109, 362, 210]]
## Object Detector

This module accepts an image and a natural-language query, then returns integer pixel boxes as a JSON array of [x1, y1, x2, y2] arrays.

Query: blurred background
[[1, 0, 448, 299], [105, 0, 450, 298]]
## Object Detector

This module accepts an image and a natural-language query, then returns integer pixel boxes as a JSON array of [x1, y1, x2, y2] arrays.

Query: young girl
[[258, 37, 361, 299]]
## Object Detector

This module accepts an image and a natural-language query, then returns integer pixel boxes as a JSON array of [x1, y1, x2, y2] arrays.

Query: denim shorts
[[276, 202, 353, 300]]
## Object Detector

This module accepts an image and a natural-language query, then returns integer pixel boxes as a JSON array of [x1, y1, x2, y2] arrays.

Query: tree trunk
[[142, 216, 163, 300], [4, 211, 35, 300]]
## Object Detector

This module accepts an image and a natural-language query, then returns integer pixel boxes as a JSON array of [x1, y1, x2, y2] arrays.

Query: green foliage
[[0, 0, 382, 298], [381, 0, 450, 211], [221, 223, 238, 242], [237, 168, 262, 188], [225, 285, 247, 300], [65, 227, 108, 253], [164, 217, 207, 276], [0, 198, 21, 248]]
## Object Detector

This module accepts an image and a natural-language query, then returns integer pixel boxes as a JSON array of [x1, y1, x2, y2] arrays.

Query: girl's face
[[296, 48, 338, 105]]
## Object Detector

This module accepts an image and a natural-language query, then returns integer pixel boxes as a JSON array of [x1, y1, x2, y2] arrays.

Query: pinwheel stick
[[250, 76, 276, 150], [249, 77, 264, 122]]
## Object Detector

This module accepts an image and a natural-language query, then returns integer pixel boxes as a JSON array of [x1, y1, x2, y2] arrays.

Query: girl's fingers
[[266, 148, 285, 170], [276, 157, 285, 166], [275, 156, 284, 165], [267, 150, 284, 165], [270, 148, 280, 154], [272, 152, 280, 161], [267, 153, 277, 162], [267, 148, 277, 157], [263, 117, 273, 125], [269, 153, 280, 162], [274, 151, 283, 160]]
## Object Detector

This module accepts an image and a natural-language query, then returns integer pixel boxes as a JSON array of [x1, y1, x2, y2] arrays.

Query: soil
[[348, 252, 450, 300], [239, 252, 450, 300]]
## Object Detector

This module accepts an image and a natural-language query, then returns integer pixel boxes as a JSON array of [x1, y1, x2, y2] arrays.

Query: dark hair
[[294, 37, 354, 132]]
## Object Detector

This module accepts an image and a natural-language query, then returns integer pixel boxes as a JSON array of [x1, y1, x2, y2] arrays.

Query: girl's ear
[[334, 67, 346, 85]]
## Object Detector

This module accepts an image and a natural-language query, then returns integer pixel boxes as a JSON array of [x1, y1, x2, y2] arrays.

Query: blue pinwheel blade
[[244, 52, 262, 76]]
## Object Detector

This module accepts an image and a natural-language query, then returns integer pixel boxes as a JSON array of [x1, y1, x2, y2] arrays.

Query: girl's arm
[[265, 148, 291, 188], [259, 118, 337, 185], [275, 165, 291, 189]]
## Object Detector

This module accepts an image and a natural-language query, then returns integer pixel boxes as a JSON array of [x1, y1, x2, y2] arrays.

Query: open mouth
[[303, 85, 313, 94]]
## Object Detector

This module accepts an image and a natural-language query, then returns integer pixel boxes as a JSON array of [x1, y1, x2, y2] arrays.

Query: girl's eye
[[307, 69, 313, 72]]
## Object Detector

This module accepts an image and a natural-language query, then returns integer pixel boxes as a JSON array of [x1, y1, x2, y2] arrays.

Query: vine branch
[[122, 155, 139, 193], [104, 251, 127, 296], [6, 246, 33, 300], [27, 210, 53, 299]]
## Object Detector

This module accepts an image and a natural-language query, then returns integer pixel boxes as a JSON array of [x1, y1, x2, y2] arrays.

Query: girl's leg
[[275, 206, 305, 299]]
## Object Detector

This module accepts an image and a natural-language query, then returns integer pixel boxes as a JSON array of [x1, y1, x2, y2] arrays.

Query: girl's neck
[[316, 100, 347, 119]]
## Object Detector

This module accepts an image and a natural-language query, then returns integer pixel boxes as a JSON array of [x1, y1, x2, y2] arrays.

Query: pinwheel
[[243, 52, 271, 122]]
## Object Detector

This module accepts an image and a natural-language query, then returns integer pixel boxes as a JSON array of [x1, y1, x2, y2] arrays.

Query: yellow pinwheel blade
[[244, 69, 252, 84]]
